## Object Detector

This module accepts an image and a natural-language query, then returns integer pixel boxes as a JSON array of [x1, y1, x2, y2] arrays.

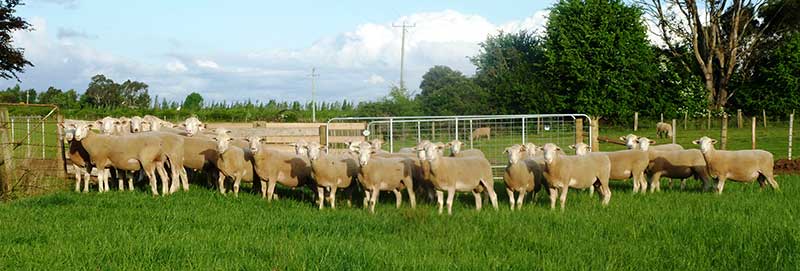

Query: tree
[[544, 0, 658, 119], [357, 86, 421, 117], [731, 32, 800, 115], [641, 0, 798, 109], [417, 65, 490, 115], [0, 0, 33, 80], [119, 80, 150, 108], [83, 74, 122, 107], [39, 86, 79, 109], [471, 31, 556, 114], [182, 92, 204, 111]]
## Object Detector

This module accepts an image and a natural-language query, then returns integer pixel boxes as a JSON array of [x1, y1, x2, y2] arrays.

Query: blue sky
[[4, 0, 556, 103]]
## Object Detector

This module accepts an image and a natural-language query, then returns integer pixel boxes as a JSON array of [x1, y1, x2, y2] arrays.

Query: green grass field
[[1, 176, 798, 270]]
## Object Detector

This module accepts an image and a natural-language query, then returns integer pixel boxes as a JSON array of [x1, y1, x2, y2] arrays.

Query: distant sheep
[[656, 122, 672, 139], [471, 127, 491, 141]]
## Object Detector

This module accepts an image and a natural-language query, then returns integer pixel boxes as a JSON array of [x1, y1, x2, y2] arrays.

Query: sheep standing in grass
[[656, 122, 672, 139], [63, 125, 92, 192], [471, 127, 491, 141], [421, 142, 498, 215], [355, 144, 416, 213], [212, 129, 255, 196], [620, 134, 683, 151], [305, 142, 360, 209], [446, 139, 486, 158], [636, 137, 713, 192], [247, 136, 314, 202], [539, 143, 611, 210], [502, 144, 544, 210], [692, 136, 779, 194], [571, 142, 649, 193]]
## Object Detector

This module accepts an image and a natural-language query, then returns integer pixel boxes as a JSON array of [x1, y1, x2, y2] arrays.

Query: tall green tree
[[0, 0, 32, 80], [119, 80, 150, 108], [417, 65, 490, 115], [182, 92, 204, 111], [471, 31, 555, 114], [731, 32, 800, 115], [544, 0, 658, 119], [82, 74, 122, 107]]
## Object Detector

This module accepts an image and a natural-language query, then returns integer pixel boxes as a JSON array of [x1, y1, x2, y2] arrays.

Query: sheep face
[[447, 140, 464, 154], [289, 140, 309, 156], [412, 141, 431, 160], [522, 143, 538, 157], [73, 123, 92, 141], [346, 140, 362, 153], [620, 134, 638, 149], [306, 142, 324, 161], [182, 117, 206, 136], [356, 144, 373, 166], [245, 136, 263, 153], [636, 137, 655, 151], [423, 142, 445, 161], [369, 139, 384, 150], [95, 117, 118, 135], [214, 135, 234, 154], [129, 116, 144, 133], [140, 121, 153, 132], [62, 124, 77, 141], [541, 143, 561, 164], [504, 145, 524, 164], [569, 143, 590, 155], [692, 136, 717, 154]]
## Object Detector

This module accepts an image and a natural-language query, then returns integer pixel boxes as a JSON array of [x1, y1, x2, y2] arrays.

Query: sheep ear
[[556, 147, 562, 151], [649, 140, 655, 144], [568, 145, 576, 150], [711, 139, 717, 144], [259, 137, 266, 142], [692, 140, 700, 145], [619, 136, 626, 141]]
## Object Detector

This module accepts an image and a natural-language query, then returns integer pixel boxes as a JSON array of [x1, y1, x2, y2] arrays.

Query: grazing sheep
[[355, 144, 416, 213], [212, 129, 255, 196], [421, 142, 498, 215], [692, 136, 778, 194], [471, 127, 491, 140], [70, 123, 171, 196], [620, 134, 683, 151], [539, 143, 611, 210], [571, 142, 649, 193], [246, 136, 314, 202], [502, 144, 544, 210], [446, 139, 486, 158], [305, 142, 360, 209], [656, 122, 673, 139], [637, 137, 712, 192]]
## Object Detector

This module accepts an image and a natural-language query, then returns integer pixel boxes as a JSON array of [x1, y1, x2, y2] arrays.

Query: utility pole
[[392, 21, 415, 90], [309, 67, 319, 122]]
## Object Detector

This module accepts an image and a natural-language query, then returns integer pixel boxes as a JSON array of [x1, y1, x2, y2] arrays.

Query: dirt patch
[[774, 159, 800, 175]]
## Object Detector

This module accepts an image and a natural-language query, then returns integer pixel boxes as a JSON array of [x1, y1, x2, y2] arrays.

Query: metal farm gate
[[326, 114, 592, 179], [0, 104, 66, 200]]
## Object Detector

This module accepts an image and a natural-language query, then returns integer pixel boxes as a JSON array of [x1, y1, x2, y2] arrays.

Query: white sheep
[[471, 127, 491, 140], [212, 129, 255, 196], [571, 142, 649, 193], [692, 136, 779, 194], [177, 116, 207, 136], [143, 115, 173, 131], [656, 122, 673, 139], [62, 125, 92, 192], [355, 144, 416, 213], [246, 136, 314, 202], [620, 134, 683, 151], [539, 143, 611, 210], [305, 142, 360, 209], [421, 142, 498, 215], [502, 144, 544, 210], [446, 139, 486, 158], [636, 137, 713, 192]]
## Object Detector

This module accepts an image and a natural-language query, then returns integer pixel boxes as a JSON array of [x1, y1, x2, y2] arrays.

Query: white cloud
[[1, 10, 550, 103]]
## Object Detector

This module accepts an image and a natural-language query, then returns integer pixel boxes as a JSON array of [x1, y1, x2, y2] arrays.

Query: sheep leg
[[127, 175, 134, 191], [103, 169, 111, 192], [267, 179, 277, 202], [601, 181, 612, 206], [446, 188, 456, 215], [180, 167, 189, 191], [73, 165, 82, 192], [680, 179, 687, 190], [217, 174, 226, 195], [393, 189, 402, 208], [144, 166, 158, 196], [649, 172, 662, 193], [82, 166, 91, 193], [516, 190, 525, 210], [639, 172, 649, 192], [260, 180, 268, 199], [667, 179, 674, 190], [156, 164, 170, 196], [436, 190, 444, 215], [117, 170, 125, 191], [548, 187, 558, 209], [406, 185, 416, 209], [481, 179, 498, 211], [716, 176, 727, 195], [472, 191, 482, 211], [558, 187, 568, 211], [765, 173, 780, 190], [329, 187, 338, 209], [506, 188, 515, 210], [233, 176, 242, 197], [370, 189, 379, 213], [363, 190, 370, 208], [588, 185, 594, 196], [317, 187, 325, 210]]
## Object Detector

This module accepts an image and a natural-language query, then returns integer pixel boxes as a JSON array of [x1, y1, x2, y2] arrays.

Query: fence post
[[721, 115, 728, 150], [660, 113, 663, 123], [671, 119, 677, 144], [26, 117, 31, 160], [751, 117, 757, 149], [0, 107, 12, 199], [633, 112, 638, 131], [521, 118, 526, 145], [575, 118, 584, 146], [683, 111, 688, 130], [762, 109, 767, 128], [707, 110, 711, 130], [431, 122, 436, 140], [318, 125, 327, 146], [737, 109, 743, 128], [789, 111, 794, 160], [56, 114, 67, 178], [590, 116, 599, 152], [469, 119, 474, 149]]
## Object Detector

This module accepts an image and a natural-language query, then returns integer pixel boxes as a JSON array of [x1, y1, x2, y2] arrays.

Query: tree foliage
[[81, 74, 150, 108], [544, 0, 658, 119], [0, 0, 32, 81], [182, 92, 204, 111], [417, 65, 490, 115], [731, 32, 800, 115]]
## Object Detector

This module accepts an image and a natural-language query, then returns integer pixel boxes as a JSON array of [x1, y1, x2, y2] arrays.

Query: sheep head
[[522, 143, 538, 157], [182, 117, 206, 136], [423, 141, 445, 161], [446, 139, 464, 155], [289, 140, 309, 156], [306, 142, 326, 161], [504, 144, 524, 164], [244, 136, 265, 153], [129, 116, 144, 133], [636, 137, 655, 151], [568, 143, 590, 155], [541, 143, 561, 164], [620, 134, 639, 149], [95, 117, 118, 135], [73, 123, 93, 141], [692, 136, 717, 154], [369, 139, 384, 150], [212, 129, 234, 153], [355, 143, 375, 166]]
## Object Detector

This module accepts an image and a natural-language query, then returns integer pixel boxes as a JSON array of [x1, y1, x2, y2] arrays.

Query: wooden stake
[[721, 115, 728, 150], [660, 113, 663, 123], [707, 110, 711, 130], [633, 112, 638, 131], [575, 118, 584, 146], [751, 117, 757, 149], [762, 109, 767, 128], [590, 116, 600, 152], [683, 111, 688, 130], [0, 107, 12, 200], [56, 114, 67, 178], [789, 112, 794, 160], [737, 109, 742, 128], [671, 119, 677, 144]]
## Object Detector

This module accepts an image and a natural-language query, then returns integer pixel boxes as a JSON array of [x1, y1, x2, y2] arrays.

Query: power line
[[392, 21, 415, 90]]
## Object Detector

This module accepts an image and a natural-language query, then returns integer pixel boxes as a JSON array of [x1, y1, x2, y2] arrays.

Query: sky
[[3, 0, 557, 104]]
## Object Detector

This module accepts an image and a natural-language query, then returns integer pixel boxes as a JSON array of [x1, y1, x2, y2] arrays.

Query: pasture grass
[[1, 176, 798, 270]]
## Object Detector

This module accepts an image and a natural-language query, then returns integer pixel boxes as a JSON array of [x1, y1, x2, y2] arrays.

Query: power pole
[[392, 21, 415, 90], [309, 67, 319, 122]]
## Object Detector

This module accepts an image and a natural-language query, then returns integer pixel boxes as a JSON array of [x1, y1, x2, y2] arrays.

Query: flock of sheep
[[62, 116, 780, 214]]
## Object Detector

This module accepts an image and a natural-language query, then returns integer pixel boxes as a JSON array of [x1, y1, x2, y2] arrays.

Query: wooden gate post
[[672, 119, 677, 144], [737, 109, 743, 128], [707, 110, 712, 130], [721, 115, 728, 150], [633, 112, 638, 131], [318, 125, 327, 146], [683, 111, 688, 130], [575, 118, 584, 146], [56, 114, 67, 178], [763, 109, 768, 128], [0, 107, 12, 199], [751, 117, 757, 149], [590, 116, 600, 152]]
